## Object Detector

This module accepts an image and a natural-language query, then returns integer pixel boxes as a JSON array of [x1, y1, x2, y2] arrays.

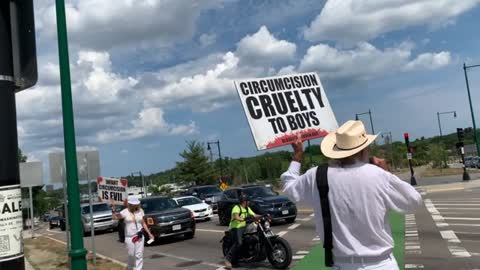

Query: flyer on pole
[[97, 177, 128, 206], [234, 72, 338, 150]]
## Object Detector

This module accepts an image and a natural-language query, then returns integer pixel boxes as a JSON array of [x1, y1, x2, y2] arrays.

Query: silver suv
[[81, 202, 117, 236]]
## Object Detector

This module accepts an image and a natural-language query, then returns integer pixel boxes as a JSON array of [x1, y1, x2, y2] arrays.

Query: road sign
[[97, 177, 127, 206], [19, 161, 43, 187], [407, 153, 412, 160], [49, 151, 100, 183]]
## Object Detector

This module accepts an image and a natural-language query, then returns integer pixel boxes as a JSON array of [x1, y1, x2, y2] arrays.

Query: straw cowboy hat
[[321, 120, 378, 159]]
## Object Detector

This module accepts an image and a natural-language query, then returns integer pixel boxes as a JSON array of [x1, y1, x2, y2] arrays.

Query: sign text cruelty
[[235, 72, 338, 150]]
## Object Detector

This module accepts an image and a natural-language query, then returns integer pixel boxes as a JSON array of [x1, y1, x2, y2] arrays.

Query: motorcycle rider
[[224, 193, 261, 268]]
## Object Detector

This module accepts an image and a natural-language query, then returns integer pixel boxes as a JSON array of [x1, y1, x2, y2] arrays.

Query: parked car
[[217, 185, 297, 226], [173, 196, 214, 221], [185, 185, 223, 213], [49, 206, 66, 231], [81, 202, 118, 236], [118, 196, 195, 243]]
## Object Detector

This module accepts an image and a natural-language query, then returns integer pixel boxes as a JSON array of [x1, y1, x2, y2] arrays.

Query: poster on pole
[[97, 177, 127, 206], [234, 72, 338, 150]]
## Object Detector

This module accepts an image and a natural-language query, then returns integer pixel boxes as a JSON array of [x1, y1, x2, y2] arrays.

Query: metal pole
[[437, 112, 443, 137], [463, 63, 480, 156], [55, 0, 88, 268], [61, 169, 70, 251], [388, 133, 395, 170], [87, 178, 96, 265], [29, 186, 34, 239], [216, 141, 224, 183], [0, 4, 25, 268], [85, 156, 96, 266], [368, 109, 375, 134], [460, 146, 471, 181], [141, 171, 145, 197]]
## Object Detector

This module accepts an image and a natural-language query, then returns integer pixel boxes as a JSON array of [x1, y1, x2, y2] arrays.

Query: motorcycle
[[220, 215, 292, 269]]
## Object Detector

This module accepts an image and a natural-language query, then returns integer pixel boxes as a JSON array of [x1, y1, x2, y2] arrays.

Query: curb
[[43, 236, 128, 268], [297, 209, 314, 213]]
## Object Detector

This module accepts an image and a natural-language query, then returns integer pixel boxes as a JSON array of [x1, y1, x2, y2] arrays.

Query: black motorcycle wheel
[[222, 237, 231, 257], [267, 237, 292, 269]]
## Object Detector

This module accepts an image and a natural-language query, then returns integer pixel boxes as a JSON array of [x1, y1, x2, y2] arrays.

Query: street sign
[[49, 151, 100, 183], [407, 153, 412, 160], [97, 177, 127, 206], [19, 161, 43, 187]]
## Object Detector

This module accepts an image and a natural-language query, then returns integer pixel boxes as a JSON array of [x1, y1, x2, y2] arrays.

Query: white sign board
[[407, 153, 413, 160], [0, 186, 23, 262], [20, 161, 43, 187], [97, 177, 128, 206], [48, 151, 100, 183], [234, 72, 338, 150]]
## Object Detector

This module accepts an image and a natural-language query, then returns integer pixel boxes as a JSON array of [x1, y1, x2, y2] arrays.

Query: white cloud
[[37, 0, 228, 50], [96, 108, 197, 143], [404, 51, 451, 71], [304, 0, 480, 43], [16, 50, 195, 151], [199, 33, 217, 47], [298, 42, 451, 80], [236, 26, 296, 66]]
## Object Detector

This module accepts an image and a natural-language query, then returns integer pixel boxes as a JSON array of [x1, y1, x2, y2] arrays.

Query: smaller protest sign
[[234, 72, 338, 150], [97, 177, 127, 206]]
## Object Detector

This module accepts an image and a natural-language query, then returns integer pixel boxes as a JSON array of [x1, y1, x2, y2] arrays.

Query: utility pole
[[56, 0, 88, 268], [404, 133, 417, 186], [1, 1, 38, 268], [463, 63, 480, 156], [207, 141, 224, 183]]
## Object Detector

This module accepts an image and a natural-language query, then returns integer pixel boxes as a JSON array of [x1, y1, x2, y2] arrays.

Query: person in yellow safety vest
[[224, 193, 261, 268]]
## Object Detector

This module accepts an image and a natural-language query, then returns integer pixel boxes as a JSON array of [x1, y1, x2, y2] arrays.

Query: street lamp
[[355, 109, 375, 134], [207, 141, 224, 183], [381, 132, 395, 170], [463, 63, 480, 156], [437, 111, 457, 167]]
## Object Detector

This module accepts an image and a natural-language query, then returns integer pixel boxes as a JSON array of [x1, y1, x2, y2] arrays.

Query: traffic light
[[457, 128, 465, 142], [404, 133, 410, 147], [9, 0, 38, 91]]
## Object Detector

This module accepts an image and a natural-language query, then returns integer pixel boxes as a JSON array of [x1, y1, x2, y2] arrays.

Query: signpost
[[1, 1, 37, 269], [234, 72, 338, 150], [19, 162, 43, 239], [404, 133, 417, 186]]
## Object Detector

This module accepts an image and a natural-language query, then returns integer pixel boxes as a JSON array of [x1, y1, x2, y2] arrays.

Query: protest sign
[[234, 72, 338, 150], [97, 177, 127, 206]]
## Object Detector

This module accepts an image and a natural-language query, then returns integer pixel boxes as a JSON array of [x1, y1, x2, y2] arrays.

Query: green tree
[[176, 141, 218, 185], [18, 148, 27, 162]]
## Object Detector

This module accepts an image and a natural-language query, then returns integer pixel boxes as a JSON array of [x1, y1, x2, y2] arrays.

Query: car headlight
[[264, 221, 270, 230]]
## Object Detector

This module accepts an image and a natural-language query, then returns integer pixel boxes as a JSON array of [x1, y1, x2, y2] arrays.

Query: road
[[42, 212, 318, 270], [405, 180, 480, 270], [39, 176, 480, 270]]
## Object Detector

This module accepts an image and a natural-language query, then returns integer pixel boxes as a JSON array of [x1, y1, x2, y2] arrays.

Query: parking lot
[[43, 211, 318, 270]]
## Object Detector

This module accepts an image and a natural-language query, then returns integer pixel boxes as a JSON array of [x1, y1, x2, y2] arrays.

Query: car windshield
[[197, 186, 221, 195], [82, 203, 110, 214], [176, 197, 202, 207], [243, 187, 276, 198], [141, 198, 178, 213]]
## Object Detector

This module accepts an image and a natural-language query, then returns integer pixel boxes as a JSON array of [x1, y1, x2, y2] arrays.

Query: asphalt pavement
[[42, 212, 318, 270]]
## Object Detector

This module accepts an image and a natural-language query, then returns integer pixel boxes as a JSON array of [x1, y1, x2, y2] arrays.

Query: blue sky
[[16, 0, 480, 182]]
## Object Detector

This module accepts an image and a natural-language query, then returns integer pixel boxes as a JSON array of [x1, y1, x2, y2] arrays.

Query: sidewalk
[[25, 258, 34, 270], [294, 212, 405, 270], [421, 177, 480, 193]]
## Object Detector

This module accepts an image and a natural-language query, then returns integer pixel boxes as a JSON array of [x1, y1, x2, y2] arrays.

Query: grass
[[294, 212, 405, 270], [422, 167, 476, 177], [24, 237, 125, 270]]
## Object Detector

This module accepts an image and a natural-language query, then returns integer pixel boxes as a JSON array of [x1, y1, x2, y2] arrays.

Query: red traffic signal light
[[404, 133, 409, 138], [409, 147, 414, 153]]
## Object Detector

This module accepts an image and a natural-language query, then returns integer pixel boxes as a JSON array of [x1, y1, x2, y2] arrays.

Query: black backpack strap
[[316, 163, 334, 267]]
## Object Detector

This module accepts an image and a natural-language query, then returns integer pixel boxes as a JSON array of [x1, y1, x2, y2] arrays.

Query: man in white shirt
[[281, 120, 422, 270]]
